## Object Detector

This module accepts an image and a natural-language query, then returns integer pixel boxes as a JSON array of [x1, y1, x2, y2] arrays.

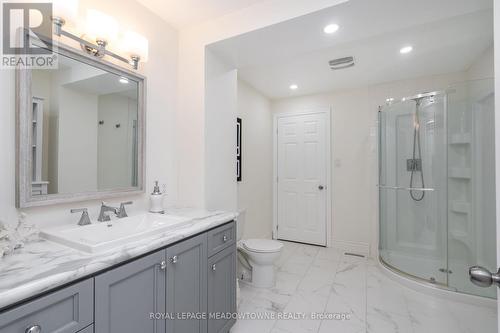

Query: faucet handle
[[118, 201, 133, 218], [71, 208, 91, 226]]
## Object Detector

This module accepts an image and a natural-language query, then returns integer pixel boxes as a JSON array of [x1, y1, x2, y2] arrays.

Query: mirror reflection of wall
[[31, 55, 139, 196]]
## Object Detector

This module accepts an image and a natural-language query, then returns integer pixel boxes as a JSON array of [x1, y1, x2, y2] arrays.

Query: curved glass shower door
[[379, 94, 448, 285]]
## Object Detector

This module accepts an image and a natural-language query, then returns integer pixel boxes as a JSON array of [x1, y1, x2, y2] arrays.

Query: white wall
[[467, 46, 494, 80], [237, 80, 273, 239], [204, 50, 238, 211], [272, 71, 467, 255], [97, 94, 138, 190], [58, 87, 98, 193], [0, 0, 178, 228], [176, 0, 348, 209]]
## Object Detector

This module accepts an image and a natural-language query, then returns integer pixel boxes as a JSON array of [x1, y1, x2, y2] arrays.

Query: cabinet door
[[208, 244, 237, 333], [95, 250, 166, 333], [166, 233, 208, 333]]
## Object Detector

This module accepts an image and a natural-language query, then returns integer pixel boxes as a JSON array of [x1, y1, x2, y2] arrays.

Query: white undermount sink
[[40, 213, 192, 254]]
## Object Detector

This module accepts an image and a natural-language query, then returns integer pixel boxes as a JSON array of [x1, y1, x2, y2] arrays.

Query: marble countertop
[[0, 209, 237, 311]]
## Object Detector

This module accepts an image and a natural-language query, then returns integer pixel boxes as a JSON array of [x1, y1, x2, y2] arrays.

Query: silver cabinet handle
[[469, 266, 500, 288], [223, 235, 228, 242], [170, 256, 178, 264], [212, 264, 217, 271], [25, 325, 41, 333], [160, 261, 167, 270]]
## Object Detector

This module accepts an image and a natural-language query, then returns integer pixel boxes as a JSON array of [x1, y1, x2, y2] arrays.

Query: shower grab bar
[[378, 185, 435, 192]]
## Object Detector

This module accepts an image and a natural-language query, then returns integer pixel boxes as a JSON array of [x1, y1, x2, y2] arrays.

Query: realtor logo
[[1, 2, 57, 68]]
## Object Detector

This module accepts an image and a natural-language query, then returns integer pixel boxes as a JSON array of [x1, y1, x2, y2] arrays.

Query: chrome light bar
[[52, 18, 140, 70]]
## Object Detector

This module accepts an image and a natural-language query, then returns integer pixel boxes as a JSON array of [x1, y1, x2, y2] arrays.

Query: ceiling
[[65, 73, 138, 98], [207, 0, 494, 100], [136, 0, 270, 29], [59, 57, 138, 97]]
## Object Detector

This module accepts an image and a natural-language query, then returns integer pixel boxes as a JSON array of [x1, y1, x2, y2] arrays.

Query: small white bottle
[[150, 181, 165, 214]]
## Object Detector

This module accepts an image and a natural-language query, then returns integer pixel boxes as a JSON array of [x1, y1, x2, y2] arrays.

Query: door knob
[[469, 266, 500, 288], [318, 185, 325, 190]]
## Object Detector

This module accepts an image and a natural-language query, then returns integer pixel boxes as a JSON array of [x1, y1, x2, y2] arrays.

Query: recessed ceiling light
[[400, 46, 413, 54], [323, 24, 339, 34], [289, 84, 298, 90]]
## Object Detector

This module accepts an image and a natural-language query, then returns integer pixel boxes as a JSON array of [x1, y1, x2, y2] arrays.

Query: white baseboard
[[332, 239, 371, 257]]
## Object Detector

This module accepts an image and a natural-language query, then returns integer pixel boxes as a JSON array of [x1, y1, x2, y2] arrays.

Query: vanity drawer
[[0, 279, 94, 333], [207, 221, 236, 256]]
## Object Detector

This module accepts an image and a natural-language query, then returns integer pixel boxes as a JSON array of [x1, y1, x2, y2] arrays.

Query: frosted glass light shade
[[85, 9, 118, 43], [51, 0, 79, 22], [121, 31, 149, 62]]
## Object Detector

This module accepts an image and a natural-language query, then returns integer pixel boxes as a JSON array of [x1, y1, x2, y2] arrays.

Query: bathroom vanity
[[0, 218, 237, 333]]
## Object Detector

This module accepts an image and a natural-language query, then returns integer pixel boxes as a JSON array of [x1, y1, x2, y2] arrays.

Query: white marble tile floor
[[231, 241, 497, 333]]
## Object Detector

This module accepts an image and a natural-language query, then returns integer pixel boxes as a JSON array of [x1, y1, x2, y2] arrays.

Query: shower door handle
[[469, 266, 500, 288], [378, 185, 435, 192]]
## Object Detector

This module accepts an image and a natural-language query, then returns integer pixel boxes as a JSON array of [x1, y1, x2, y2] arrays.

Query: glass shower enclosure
[[378, 78, 496, 298]]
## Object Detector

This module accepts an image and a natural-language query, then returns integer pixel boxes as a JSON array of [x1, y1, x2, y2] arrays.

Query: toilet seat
[[242, 239, 283, 253]]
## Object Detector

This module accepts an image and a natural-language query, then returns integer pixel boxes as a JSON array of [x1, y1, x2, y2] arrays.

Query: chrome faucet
[[71, 208, 91, 226], [98, 201, 133, 222], [117, 201, 133, 218], [98, 202, 119, 222]]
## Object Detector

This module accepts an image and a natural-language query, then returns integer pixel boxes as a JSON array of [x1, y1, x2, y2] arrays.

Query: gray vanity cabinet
[[94, 250, 166, 333], [0, 221, 237, 333], [0, 279, 93, 333], [166, 233, 208, 333], [207, 244, 237, 333]]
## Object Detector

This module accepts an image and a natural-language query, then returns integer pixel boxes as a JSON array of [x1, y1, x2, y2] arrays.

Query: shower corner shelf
[[449, 229, 469, 243], [448, 167, 471, 179], [449, 133, 471, 145], [450, 201, 471, 215]]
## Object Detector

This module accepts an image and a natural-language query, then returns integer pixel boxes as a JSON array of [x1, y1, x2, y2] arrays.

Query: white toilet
[[236, 210, 283, 288]]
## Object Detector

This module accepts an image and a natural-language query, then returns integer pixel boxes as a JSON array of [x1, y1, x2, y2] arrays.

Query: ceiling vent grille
[[329, 56, 355, 70]]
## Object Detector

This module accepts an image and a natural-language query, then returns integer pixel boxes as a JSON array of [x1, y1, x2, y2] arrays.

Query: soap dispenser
[[150, 181, 165, 214]]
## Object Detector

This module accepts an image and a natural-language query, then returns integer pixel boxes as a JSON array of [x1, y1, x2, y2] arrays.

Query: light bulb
[[120, 31, 149, 62], [51, 0, 79, 23], [85, 9, 118, 43]]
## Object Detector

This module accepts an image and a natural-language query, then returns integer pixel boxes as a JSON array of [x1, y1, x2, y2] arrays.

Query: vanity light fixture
[[51, 2, 148, 70], [82, 9, 118, 57], [323, 23, 339, 34], [400, 45, 413, 54], [289, 84, 299, 90]]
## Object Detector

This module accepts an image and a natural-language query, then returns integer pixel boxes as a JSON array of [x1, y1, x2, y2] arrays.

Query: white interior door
[[276, 112, 328, 246]]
